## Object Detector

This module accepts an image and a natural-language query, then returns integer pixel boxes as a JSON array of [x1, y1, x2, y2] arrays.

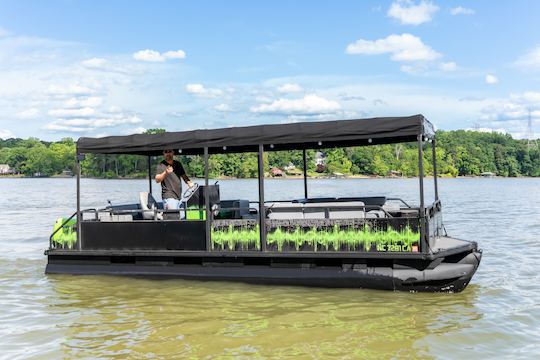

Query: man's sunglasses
[[164, 150, 174, 154]]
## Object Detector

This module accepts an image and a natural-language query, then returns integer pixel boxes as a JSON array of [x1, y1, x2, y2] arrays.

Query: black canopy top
[[77, 114, 434, 155]]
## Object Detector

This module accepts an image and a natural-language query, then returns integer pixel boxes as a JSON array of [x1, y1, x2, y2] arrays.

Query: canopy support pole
[[431, 139, 439, 201], [204, 147, 211, 251], [258, 144, 267, 251], [303, 149, 308, 199], [417, 135, 426, 253], [147, 156, 152, 195], [76, 154, 82, 251]]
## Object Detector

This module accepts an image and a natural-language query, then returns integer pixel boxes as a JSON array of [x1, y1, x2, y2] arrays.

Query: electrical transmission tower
[[527, 108, 538, 151]]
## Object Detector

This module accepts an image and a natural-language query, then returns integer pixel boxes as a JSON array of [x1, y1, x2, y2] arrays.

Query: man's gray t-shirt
[[156, 160, 186, 200]]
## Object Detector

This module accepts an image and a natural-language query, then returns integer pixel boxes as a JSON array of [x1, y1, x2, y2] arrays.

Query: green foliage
[[1, 129, 539, 177], [144, 128, 166, 134], [326, 148, 353, 174]]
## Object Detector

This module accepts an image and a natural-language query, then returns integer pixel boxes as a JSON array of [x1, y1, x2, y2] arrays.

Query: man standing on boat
[[155, 149, 194, 211]]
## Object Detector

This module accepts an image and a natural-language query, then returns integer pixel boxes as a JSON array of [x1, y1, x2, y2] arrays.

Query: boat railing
[[49, 208, 97, 250], [50, 200, 423, 252], [425, 199, 443, 245], [425, 199, 442, 217], [386, 197, 412, 209], [263, 202, 394, 219], [79, 206, 208, 221]]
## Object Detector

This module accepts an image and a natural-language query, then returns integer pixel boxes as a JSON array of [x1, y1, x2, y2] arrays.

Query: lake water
[[1, 177, 539, 359]]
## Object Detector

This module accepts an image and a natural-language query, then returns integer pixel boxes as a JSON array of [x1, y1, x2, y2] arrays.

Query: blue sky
[[0, 0, 539, 140]]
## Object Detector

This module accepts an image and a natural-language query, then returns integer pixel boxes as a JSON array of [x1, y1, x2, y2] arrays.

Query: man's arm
[[177, 162, 194, 188], [155, 164, 173, 183], [181, 174, 194, 188]]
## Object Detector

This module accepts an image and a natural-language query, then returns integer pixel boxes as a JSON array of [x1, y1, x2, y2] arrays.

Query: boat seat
[[326, 201, 366, 219], [266, 202, 304, 219], [139, 192, 163, 220], [302, 203, 326, 219], [382, 201, 400, 213], [266, 201, 366, 220], [98, 212, 133, 222], [366, 210, 386, 218]]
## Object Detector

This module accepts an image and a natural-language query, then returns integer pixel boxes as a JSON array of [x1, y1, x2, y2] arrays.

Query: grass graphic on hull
[[211, 225, 419, 252]]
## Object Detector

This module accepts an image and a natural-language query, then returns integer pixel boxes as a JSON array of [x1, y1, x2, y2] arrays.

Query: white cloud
[[81, 57, 107, 68], [48, 107, 95, 118], [133, 49, 163, 62], [277, 83, 303, 93], [0, 28, 160, 138], [346, 33, 441, 62], [485, 74, 498, 85], [46, 84, 96, 97], [480, 92, 540, 122], [399, 61, 458, 74], [126, 126, 147, 134], [162, 50, 186, 60], [214, 103, 231, 112], [45, 114, 142, 133], [185, 83, 223, 98], [284, 110, 363, 123], [466, 127, 506, 134], [0, 129, 15, 139], [133, 49, 186, 62], [399, 63, 428, 74], [339, 93, 366, 101], [62, 96, 103, 108], [514, 46, 540, 70], [516, 91, 540, 104], [80, 57, 137, 75], [167, 111, 183, 118], [250, 94, 341, 114], [387, 1, 439, 25], [439, 62, 458, 71], [450, 6, 475, 15], [185, 83, 205, 94], [16, 108, 39, 119]]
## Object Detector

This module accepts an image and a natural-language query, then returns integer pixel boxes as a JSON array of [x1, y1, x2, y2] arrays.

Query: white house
[[0, 164, 11, 174]]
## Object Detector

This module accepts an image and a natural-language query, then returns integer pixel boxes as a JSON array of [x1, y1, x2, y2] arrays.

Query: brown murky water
[[1, 178, 539, 359]]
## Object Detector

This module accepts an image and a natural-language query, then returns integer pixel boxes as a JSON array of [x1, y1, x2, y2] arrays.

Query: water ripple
[[1, 178, 539, 359]]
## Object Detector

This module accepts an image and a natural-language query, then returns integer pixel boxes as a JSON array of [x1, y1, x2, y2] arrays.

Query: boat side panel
[[81, 221, 207, 250], [46, 249, 481, 292]]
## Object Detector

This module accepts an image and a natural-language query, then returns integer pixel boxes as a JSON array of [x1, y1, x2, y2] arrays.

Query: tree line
[[1, 130, 539, 178]]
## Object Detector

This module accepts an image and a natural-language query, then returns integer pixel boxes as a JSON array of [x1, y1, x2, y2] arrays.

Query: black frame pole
[[204, 147, 211, 251], [417, 135, 426, 253], [302, 148, 308, 199], [76, 154, 82, 250], [258, 144, 267, 251], [431, 139, 439, 202], [147, 156, 152, 194]]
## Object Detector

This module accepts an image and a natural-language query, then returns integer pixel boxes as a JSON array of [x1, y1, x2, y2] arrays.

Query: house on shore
[[270, 167, 284, 177], [0, 164, 14, 175]]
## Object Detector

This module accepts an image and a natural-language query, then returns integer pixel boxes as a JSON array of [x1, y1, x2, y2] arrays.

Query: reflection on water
[[45, 275, 480, 359], [1, 178, 540, 358]]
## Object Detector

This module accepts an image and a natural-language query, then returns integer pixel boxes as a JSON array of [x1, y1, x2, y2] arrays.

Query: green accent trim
[[211, 225, 261, 251], [51, 217, 77, 248], [211, 224, 419, 252]]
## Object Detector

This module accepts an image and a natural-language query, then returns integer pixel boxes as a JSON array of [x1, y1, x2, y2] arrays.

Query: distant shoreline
[[2, 174, 538, 180]]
